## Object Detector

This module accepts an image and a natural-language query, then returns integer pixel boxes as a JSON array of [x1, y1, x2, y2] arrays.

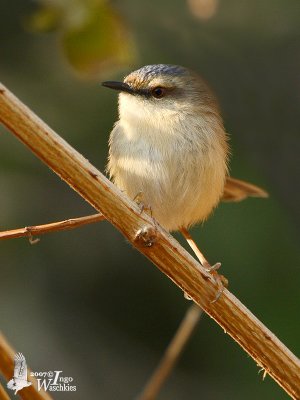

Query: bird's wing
[[14, 353, 27, 380], [222, 176, 268, 202]]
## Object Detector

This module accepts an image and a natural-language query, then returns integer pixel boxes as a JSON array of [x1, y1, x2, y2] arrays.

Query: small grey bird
[[102, 64, 267, 268]]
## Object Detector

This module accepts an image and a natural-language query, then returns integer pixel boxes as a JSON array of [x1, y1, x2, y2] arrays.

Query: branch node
[[135, 225, 157, 247]]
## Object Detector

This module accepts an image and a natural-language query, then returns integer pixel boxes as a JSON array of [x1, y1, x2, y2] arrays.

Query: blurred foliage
[[187, 0, 219, 20], [0, 0, 299, 399], [26, 0, 136, 78]]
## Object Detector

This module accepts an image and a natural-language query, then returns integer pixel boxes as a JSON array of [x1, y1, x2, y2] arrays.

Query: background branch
[[0, 83, 299, 399], [0, 213, 105, 241], [138, 304, 203, 400]]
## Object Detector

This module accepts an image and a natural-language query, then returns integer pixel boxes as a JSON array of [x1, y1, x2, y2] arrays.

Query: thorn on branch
[[258, 367, 268, 380], [184, 292, 193, 300], [29, 236, 40, 245], [88, 170, 98, 179], [25, 227, 40, 245]]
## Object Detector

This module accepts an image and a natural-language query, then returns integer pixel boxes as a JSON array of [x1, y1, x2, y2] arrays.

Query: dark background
[[0, 0, 299, 399]]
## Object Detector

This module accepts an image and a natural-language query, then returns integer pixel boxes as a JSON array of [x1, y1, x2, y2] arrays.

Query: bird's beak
[[102, 81, 134, 94]]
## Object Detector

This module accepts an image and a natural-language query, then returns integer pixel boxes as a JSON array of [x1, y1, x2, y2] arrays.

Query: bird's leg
[[133, 191, 152, 215], [133, 192, 158, 247], [133, 190, 143, 205], [180, 228, 227, 301], [180, 228, 220, 271], [133, 191, 159, 232]]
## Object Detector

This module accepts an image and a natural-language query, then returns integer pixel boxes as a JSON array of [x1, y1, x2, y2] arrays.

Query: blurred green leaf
[[25, 5, 62, 32], [62, 3, 135, 78], [26, 0, 136, 78]]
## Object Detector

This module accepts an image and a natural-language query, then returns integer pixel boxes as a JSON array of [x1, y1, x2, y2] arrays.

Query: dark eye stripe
[[134, 86, 174, 98], [135, 88, 152, 97]]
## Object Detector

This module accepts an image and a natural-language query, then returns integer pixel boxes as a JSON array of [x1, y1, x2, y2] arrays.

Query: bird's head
[[102, 64, 219, 123]]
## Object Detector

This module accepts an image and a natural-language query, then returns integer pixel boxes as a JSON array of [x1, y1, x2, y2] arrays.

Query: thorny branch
[[0, 83, 299, 399]]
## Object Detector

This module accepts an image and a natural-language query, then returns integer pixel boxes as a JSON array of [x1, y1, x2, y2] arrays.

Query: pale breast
[[107, 119, 228, 231]]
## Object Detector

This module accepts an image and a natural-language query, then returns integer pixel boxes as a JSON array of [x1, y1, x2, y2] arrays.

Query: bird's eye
[[151, 87, 166, 99]]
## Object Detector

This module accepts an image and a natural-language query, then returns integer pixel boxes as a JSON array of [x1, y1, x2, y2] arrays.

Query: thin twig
[[0, 333, 52, 400], [138, 304, 203, 400], [0, 213, 105, 241], [0, 83, 300, 399]]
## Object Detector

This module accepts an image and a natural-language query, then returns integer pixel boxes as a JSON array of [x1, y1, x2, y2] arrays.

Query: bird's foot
[[133, 191, 158, 229], [133, 191, 151, 214], [202, 261, 228, 303], [204, 261, 221, 272], [133, 190, 152, 217], [210, 271, 228, 303], [133, 190, 143, 203]]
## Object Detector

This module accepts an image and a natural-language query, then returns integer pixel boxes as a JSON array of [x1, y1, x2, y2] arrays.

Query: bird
[[102, 64, 267, 276], [7, 352, 32, 395]]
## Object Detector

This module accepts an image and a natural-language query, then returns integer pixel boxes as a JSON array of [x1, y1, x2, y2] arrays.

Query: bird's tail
[[222, 176, 268, 202]]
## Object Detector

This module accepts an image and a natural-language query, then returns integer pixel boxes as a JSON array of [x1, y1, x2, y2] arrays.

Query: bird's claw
[[209, 269, 228, 303], [205, 262, 221, 272], [133, 191, 151, 215], [201, 261, 228, 303]]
